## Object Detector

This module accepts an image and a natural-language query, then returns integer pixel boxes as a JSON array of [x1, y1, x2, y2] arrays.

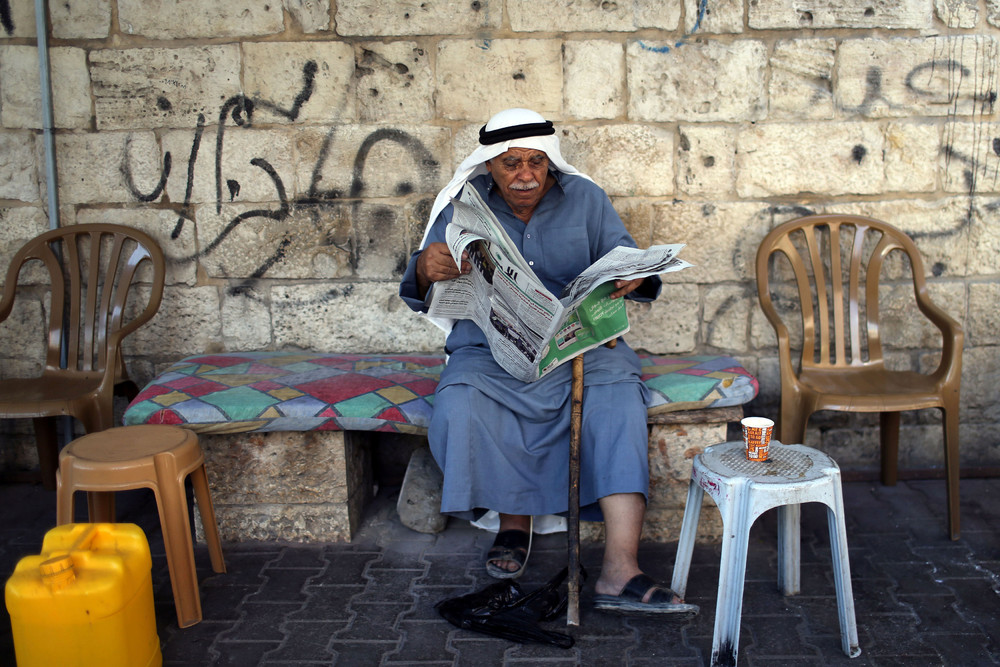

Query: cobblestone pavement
[[2, 477, 999, 666]]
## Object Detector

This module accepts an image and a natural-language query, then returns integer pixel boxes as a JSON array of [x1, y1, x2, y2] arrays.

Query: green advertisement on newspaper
[[536, 281, 629, 377]]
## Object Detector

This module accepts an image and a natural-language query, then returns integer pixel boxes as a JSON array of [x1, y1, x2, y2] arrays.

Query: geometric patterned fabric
[[124, 352, 757, 435]]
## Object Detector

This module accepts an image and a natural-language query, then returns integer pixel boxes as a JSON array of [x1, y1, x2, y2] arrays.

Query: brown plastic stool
[[56, 424, 227, 628]]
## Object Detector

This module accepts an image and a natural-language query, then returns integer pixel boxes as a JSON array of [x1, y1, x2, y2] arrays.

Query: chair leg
[[670, 479, 705, 600], [942, 404, 961, 540], [87, 491, 117, 522], [777, 503, 801, 596], [153, 453, 203, 628], [710, 487, 752, 667], [32, 417, 59, 491], [879, 412, 900, 487], [190, 464, 226, 574], [826, 474, 861, 658], [56, 467, 75, 525]]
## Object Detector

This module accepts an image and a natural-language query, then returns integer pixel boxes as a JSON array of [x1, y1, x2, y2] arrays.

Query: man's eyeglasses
[[498, 155, 548, 171]]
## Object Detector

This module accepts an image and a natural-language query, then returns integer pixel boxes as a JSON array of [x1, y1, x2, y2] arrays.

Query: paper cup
[[741, 417, 774, 461]]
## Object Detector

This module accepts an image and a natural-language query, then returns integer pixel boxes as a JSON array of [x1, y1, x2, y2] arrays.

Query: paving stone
[[261, 620, 343, 661]]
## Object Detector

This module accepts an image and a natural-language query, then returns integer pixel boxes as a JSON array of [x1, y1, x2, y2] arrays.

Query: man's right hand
[[416, 242, 470, 297]]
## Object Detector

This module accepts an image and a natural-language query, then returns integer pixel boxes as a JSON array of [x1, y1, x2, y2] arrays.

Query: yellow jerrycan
[[5, 523, 161, 667]]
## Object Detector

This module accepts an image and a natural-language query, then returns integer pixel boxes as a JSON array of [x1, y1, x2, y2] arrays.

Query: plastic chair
[[671, 441, 861, 666], [755, 214, 963, 539], [0, 224, 165, 490], [56, 424, 227, 628]]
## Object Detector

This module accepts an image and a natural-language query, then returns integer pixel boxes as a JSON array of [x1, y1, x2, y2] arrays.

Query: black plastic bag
[[435, 567, 579, 648]]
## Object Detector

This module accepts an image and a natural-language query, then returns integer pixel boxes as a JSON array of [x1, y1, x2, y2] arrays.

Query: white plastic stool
[[671, 441, 861, 666]]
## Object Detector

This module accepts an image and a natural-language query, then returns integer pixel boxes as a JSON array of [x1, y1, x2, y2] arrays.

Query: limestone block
[[0, 298, 45, 375], [558, 124, 673, 197], [627, 40, 767, 123], [243, 41, 356, 125], [625, 285, 699, 355], [209, 503, 352, 543], [831, 198, 973, 280], [563, 41, 625, 121], [703, 284, 754, 351], [90, 46, 242, 131], [354, 200, 434, 280], [50, 0, 111, 38], [748, 0, 932, 29], [221, 288, 274, 351], [117, 0, 284, 38], [936, 0, 979, 27], [685, 0, 743, 33], [749, 284, 802, 353], [990, 0, 1000, 27], [272, 282, 444, 352], [877, 282, 965, 349], [649, 200, 791, 284], [55, 131, 162, 205], [768, 39, 836, 120], [336, 0, 500, 36], [676, 125, 737, 197], [122, 285, 222, 359], [293, 125, 450, 201], [0, 207, 49, 286], [75, 207, 199, 286], [968, 283, 1000, 346], [957, 346, 1000, 422], [509, 0, 633, 32], [609, 197, 655, 247], [941, 122, 1000, 195], [285, 0, 332, 33], [436, 40, 563, 121], [643, 507, 723, 543], [0, 46, 90, 130], [819, 427, 883, 472], [836, 37, 998, 118], [397, 446, 446, 534], [959, 422, 1000, 468], [357, 42, 433, 122], [634, 2, 681, 29], [0, 132, 39, 203], [735, 121, 933, 198]]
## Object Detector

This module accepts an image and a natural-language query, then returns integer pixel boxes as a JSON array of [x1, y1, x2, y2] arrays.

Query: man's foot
[[593, 573, 699, 618], [485, 528, 532, 579]]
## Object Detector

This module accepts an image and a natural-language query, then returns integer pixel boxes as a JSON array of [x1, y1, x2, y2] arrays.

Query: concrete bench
[[123, 352, 757, 542]]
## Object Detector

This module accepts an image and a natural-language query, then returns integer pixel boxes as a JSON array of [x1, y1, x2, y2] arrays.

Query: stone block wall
[[2, 0, 999, 475]]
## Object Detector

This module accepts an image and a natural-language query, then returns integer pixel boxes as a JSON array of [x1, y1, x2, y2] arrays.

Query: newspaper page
[[426, 183, 691, 382]]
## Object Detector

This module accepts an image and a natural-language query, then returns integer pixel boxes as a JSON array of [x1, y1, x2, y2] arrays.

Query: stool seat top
[[697, 441, 838, 485], [65, 424, 197, 463]]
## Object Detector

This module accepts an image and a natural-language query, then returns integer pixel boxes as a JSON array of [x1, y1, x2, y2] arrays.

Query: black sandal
[[485, 527, 532, 579], [593, 573, 699, 619]]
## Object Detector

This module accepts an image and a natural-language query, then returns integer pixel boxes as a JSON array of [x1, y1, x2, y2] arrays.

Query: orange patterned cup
[[741, 417, 774, 461]]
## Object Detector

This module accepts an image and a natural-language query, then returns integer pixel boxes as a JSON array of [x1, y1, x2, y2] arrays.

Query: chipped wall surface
[[1, 0, 999, 473]]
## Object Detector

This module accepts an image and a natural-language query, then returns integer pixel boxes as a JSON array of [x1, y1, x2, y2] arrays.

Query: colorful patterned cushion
[[123, 351, 757, 434]]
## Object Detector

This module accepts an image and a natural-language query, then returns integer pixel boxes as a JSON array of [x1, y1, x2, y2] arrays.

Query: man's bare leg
[[594, 492, 682, 603], [489, 513, 531, 574]]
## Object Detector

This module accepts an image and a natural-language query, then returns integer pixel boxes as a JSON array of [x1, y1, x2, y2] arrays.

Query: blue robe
[[399, 172, 661, 521]]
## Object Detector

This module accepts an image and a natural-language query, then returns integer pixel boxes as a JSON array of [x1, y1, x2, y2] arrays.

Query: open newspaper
[[427, 183, 691, 382]]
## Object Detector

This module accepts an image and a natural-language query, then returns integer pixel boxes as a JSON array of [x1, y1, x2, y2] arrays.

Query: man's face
[[486, 147, 551, 214]]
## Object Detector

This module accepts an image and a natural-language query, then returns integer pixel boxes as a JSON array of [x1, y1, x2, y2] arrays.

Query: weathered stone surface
[[436, 40, 563, 121], [628, 40, 767, 123], [749, 0, 932, 29], [397, 446, 446, 534], [735, 121, 936, 198], [685, 0, 742, 33], [55, 131, 162, 205], [90, 46, 242, 131], [221, 288, 274, 351], [626, 285, 699, 355], [634, 2, 681, 29], [210, 503, 353, 543], [941, 122, 1000, 195], [0, 297, 46, 375], [703, 284, 754, 351], [963, 346, 1000, 422], [357, 42, 433, 122], [936, 0, 979, 27], [336, 0, 500, 36], [968, 283, 1000, 346], [509, 0, 633, 32], [0, 132, 39, 202], [284, 0, 331, 33], [559, 124, 673, 197], [990, 0, 1000, 27], [75, 207, 199, 286], [117, 0, 284, 38], [243, 41, 356, 125], [563, 41, 625, 121], [0, 46, 91, 130], [0, 1, 35, 38], [122, 285, 223, 359], [272, 282, 443, 352], [768, 39, 836, 120], [50, 0, 111, 38], [0, 207, 49, 286], [836, 37, 999, 118], [676, 125, 737, 197]]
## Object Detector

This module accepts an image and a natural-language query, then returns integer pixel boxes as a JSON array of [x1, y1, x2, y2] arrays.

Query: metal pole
[[35, 0, 60, 231]]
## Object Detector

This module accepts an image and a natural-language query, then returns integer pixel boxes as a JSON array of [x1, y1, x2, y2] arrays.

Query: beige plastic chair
[[755, 214, 963, 539], [56, 424, 227, 628], [0, 224, 165, 490]]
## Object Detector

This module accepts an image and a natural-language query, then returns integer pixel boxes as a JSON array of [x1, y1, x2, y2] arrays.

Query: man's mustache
[[509, 180, 540, 191]]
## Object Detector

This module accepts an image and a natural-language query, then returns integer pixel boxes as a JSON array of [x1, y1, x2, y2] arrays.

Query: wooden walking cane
[[567, 339, 616, 626]]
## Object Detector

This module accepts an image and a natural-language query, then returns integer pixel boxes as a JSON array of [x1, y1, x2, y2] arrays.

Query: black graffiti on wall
[[1, 0, 13, 35], [121, 60, 440, 295]]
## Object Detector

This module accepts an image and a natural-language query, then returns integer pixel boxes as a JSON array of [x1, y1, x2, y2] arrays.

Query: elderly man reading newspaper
[[399, 109, 697, 618]]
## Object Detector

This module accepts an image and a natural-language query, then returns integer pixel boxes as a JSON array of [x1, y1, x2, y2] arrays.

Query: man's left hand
[[610, 278, 644, 299]]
